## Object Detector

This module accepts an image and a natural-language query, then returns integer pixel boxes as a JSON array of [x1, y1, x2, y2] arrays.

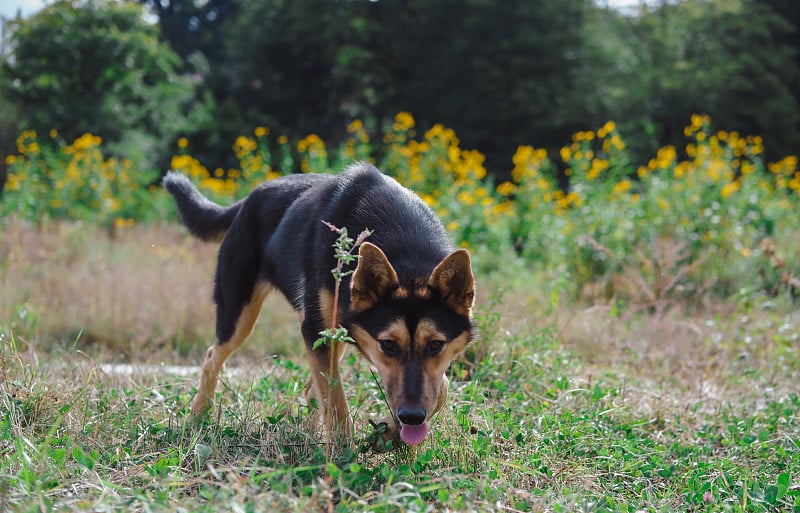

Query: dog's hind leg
[[191, 282, 269, 417], [190, 205, 271, 418]]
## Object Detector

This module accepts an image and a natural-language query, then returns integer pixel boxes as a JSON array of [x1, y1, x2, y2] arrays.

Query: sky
[[0, 0, 42, 19]]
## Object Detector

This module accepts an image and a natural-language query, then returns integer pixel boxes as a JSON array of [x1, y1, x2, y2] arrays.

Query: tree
[[136, 0, 235, 66], [576, 0, 800, 161], [0, 0, 209, 170], [754, 0, 800, 150], [364, 0, 590, 171]]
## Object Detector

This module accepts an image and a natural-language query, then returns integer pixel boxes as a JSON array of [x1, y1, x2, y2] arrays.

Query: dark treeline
[[1, 0, 798, 176]]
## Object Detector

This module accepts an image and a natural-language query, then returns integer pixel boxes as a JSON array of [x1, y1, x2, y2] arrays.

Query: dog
[[163, 162, 477, 446]]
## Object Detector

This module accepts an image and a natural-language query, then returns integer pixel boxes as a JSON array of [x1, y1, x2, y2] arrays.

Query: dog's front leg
[[305, 342, 352, 441]]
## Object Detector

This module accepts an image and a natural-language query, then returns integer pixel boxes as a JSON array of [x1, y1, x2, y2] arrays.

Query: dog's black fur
[[163, 162, 477, 444]]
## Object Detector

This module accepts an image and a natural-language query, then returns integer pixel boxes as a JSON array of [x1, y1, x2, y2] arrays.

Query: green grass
[[1, 222, 798, 512]]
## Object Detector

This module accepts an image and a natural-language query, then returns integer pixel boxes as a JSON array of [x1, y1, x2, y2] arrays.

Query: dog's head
[[347, 242, 476, 445]]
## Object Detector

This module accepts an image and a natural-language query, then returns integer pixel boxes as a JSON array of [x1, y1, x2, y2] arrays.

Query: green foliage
[[580, 0, 800, 161], [1, 131, 171, 228], [139, 0, 800, 170], [2, 304, 799, 511], [0, 0, 209, 171], [3, 112, 800, 301], [3, 0, 800, 174]]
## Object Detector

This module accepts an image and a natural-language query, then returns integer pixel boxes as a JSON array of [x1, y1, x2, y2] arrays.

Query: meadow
[[1, 113, 799, 511]]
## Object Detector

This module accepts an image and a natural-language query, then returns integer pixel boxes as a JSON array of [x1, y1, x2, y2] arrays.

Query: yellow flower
[[254, 126, 269, 137], [566, 191, 583, 207], [16, 130, 38, 154], [655, 145, 677, 169], [393, 111, 416, 132], [200, 177, 225, 194], [6, 173, 22, 191], [419, 193, 437, 206], [496, 181, 516, 196], [610, 134, 625, 151], [587, 159, 609, 180], [68, 133, 102, 153], [177, 137, 189, 149], [597, 121, 616, 138], [297, 134, 324, 153], [170, 154, 192, 170], [457, 190, 476, 206], [613, 179, 632, 195], [721, 181, 740, 198], [347, 119, 363, 133], [234, 135, 257, 157]]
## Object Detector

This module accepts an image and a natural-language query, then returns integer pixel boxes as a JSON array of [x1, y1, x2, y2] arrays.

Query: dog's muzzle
[[397, 407, 428, 445]]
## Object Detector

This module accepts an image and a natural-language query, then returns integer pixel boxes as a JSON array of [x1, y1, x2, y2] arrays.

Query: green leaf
[[72, 445, 95, 470]]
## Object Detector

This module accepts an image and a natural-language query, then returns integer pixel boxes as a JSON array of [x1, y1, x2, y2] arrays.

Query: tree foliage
[[1, 0, 799, 175], [0, 0, 208, 170], [576, 0, 800, 161]]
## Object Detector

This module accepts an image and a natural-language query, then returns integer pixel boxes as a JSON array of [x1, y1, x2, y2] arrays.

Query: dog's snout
[[398, 407, 426, 426]]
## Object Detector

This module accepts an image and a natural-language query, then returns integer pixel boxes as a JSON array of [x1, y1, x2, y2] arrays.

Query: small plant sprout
[[314, 221, 372, 452], [313, 221, 372, 352]]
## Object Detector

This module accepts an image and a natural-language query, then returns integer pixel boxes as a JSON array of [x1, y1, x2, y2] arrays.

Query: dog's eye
[[379, 339, 400, 357], [427, 340, 446, 356]]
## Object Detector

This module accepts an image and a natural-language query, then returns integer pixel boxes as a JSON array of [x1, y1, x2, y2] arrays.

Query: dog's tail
[[162, 171, 242, 242]]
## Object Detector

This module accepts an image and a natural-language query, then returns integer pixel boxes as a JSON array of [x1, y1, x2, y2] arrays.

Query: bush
[[2, 112, 798, 302]]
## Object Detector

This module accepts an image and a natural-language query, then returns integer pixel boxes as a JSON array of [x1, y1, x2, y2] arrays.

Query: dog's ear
[[429, 249, 475, 316], [351, 242, 399, 311]]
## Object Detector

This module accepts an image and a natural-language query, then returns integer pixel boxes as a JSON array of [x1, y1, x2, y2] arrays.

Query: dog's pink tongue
[[400, 421, 429, 445]]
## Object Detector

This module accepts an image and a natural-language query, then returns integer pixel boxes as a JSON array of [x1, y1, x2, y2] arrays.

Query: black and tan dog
[[163, 162, 477, 445]]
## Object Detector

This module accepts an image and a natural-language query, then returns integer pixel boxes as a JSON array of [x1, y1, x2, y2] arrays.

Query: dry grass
[[0, 219, 301, 363], [3, 217, 797, 403], [558, 299, 800, 441]]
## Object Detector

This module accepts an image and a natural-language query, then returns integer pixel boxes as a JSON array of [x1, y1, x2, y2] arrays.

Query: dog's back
[[261, 163, 454, 309]]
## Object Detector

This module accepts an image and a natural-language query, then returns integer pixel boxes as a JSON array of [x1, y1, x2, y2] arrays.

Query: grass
[[1, 220, 799, 512]]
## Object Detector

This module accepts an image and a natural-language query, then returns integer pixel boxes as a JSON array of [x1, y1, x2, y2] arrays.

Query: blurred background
[[1, 1, 799, 357], [1, 0, 797, 179]]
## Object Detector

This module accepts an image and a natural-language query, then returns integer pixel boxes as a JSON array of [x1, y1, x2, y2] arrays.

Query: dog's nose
[[397, 407, 426, 426]]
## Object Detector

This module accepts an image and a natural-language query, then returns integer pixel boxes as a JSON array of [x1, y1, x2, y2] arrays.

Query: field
[[1, 113, 799, 511]]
